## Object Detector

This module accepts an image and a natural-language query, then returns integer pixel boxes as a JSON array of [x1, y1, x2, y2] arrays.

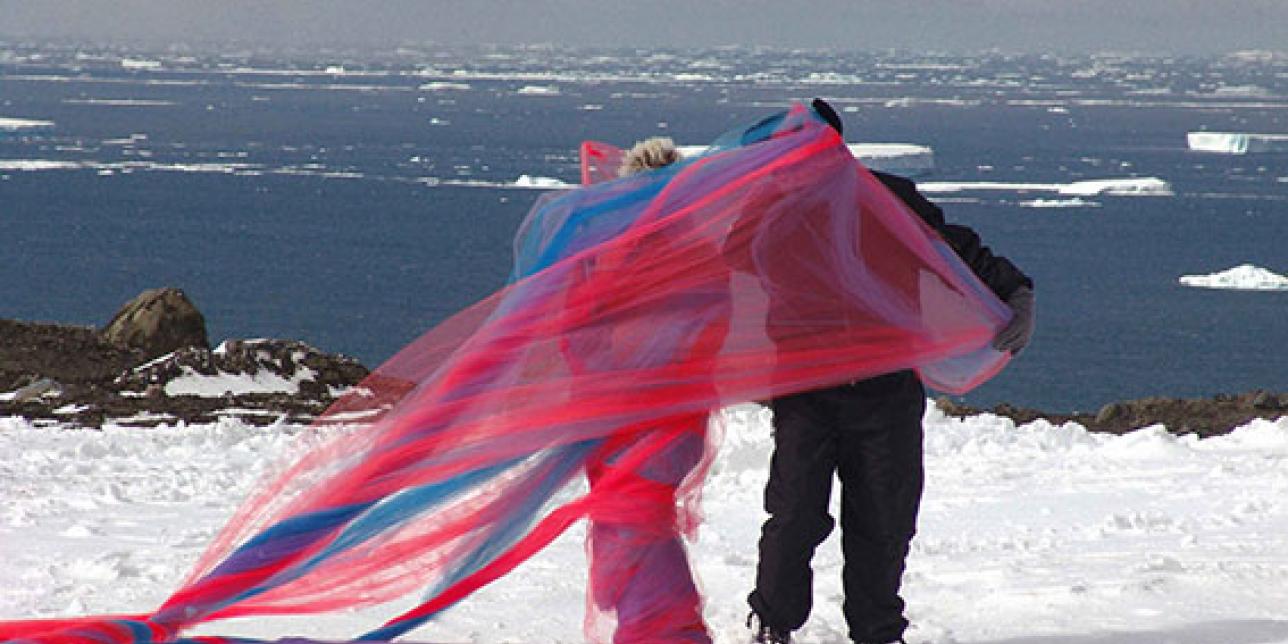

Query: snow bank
[[1179, 264, 1288, 291], [3, 407, 1288, 643]]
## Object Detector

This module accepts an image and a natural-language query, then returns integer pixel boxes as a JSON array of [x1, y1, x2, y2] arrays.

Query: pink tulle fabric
[[1, 103, 1010, 644]]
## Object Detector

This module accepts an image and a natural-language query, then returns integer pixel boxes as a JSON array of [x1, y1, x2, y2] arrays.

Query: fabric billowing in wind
[[0, 102, 1011, 644]]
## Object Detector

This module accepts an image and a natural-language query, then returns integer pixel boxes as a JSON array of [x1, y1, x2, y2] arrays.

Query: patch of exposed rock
[[101, 287, 210, 360], [3, 289, 1284, 435], [1, 289, 369, 428], [935, 391, 1288, 438]]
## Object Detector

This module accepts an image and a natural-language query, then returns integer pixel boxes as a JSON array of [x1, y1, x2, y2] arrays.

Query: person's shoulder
[[871, 170, 917, 196], [871, 170, 938, 219]]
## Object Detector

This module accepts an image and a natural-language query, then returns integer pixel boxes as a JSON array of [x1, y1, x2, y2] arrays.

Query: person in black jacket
[[746, 99, 1035, 644]]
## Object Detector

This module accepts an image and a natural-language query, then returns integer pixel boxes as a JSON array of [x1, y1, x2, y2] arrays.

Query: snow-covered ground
[[3, 404, 1287, 643]]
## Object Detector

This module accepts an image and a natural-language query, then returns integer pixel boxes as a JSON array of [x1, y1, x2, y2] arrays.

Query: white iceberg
[[1179, 264, 1288, 291], [516, 85, 560, 96], [0, 117, 55, 136], [1018, 197, 1101, 209], [120, 58, 162, 71], [419, 81, 471, 91], [513, 175, 571, 189], [63, 98, 176, 107], [0, 159, 83, 171], [678, 142, 935, 176], [919, 177, 1173, 197], [1059, 177, 1173, 196], [1187, 131, 1288, 154]]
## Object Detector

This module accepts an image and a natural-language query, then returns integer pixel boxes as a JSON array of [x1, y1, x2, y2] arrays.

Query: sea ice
[[516, 85, 561, 96], [1178, 264, 1288, 291], [1187, 131, 1288, 154], [120, 58, 162, 71], [1019, 197, 1101, 208], [920, 177, 1173, 196], [0, 117, 54, 137], [513, 175, 571, 189], [678, 143, 935, 176]]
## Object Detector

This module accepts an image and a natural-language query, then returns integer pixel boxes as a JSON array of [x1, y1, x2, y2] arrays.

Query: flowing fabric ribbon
[[1, 102, 1010, 644]]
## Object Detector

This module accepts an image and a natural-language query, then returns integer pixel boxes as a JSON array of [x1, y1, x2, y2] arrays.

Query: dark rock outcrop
[[2, 290, 369, 428], [935, 390, 1288, 438], [101, 287, 210, 360], [2, 290, 1284, 434]]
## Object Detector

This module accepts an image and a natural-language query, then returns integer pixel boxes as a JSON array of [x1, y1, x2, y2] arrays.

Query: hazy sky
[[2, 0, 1287, 54]]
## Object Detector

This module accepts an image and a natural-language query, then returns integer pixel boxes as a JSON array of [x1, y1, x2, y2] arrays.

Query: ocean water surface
[[2, 43, 1286, 411]]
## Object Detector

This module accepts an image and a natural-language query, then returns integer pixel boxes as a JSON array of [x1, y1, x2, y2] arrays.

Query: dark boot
[[747, 611, 792, 644]]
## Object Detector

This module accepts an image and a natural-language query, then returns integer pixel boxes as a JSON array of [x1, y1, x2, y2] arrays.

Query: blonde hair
[[619, 136, 682, 177]]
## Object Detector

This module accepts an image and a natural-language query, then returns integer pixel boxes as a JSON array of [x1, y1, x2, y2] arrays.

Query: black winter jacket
[[872, 171, 1032, 300]]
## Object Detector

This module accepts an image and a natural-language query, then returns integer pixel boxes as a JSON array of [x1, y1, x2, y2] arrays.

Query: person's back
[[746, 99, 1034, 644]]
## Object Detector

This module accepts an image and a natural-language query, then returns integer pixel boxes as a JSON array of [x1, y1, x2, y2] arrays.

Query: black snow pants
[[748, 370, 925, 643]]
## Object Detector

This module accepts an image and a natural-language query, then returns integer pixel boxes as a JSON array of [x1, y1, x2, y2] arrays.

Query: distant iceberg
[[513, 175, 570, 189], [516, 85, 560, 96], [919, 177, 1172, 197], [1058, 177, 1173, 196], [120, 58, 162, 71], [1187, 131, 1288, 154], [1018, 197, 1101, 209], [0, 117, 54, 137], [419, 81, 471, 91], [0, 159, 81, 171], [1179, 264, 1288, 291], [678, 143, 935, 176]]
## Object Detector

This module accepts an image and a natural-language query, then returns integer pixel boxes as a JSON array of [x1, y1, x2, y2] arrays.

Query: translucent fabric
[[0, 102, 1010, 644]]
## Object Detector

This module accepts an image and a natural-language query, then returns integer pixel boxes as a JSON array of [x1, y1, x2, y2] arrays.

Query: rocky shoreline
[[3, 289, 1285, 434], [1, 289, 369, 427]]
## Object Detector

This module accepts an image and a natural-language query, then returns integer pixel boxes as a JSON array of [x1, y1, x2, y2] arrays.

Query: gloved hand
[[992, 285, 1034, 354]]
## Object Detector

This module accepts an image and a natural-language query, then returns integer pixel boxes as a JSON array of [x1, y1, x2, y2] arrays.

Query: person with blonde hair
[[578, 136, 721, 643]]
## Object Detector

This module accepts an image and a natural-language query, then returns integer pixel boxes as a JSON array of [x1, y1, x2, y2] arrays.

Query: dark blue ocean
[[3, 43, 1286, 412]]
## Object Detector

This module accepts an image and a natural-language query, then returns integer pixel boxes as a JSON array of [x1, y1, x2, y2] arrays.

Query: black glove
[[992, 285, 1034, 354]]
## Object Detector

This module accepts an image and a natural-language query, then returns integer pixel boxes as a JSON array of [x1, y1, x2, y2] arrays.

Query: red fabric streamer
[[1, 102, 1010, 644]]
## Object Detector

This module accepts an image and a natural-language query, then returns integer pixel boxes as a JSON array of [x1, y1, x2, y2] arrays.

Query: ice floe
[[1018, 197, 1102, 208], [0, 117, 55, 134], [1187, 131, 1288, 154], [920, 177, 1173, 197], [1179, 264, 1288, 291], [678, 143, 935, 176], [516, 85, 561, 96]]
